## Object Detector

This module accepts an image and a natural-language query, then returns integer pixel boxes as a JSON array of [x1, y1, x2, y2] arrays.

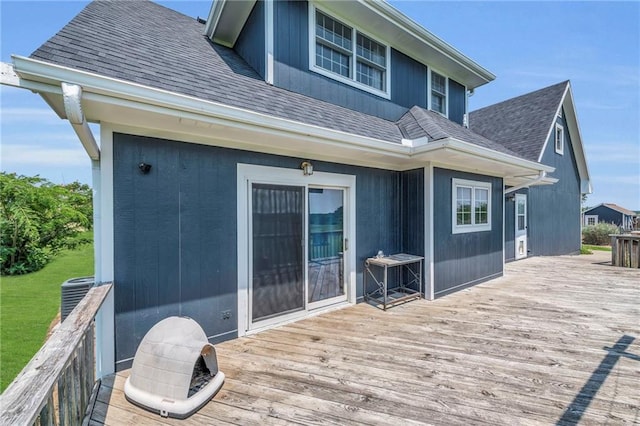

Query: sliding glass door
[[249, 183, 347, 326], [308, 187, 345, 308], [251, 184, 305, 322]]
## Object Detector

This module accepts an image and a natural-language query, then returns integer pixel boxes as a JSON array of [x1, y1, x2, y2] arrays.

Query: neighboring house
[[583, 203, 637, 230], [1, 0, 590, 374], [470, 81, 591, 260]]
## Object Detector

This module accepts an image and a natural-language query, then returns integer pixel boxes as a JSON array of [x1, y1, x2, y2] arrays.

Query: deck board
[[90, 252, 639, 425]]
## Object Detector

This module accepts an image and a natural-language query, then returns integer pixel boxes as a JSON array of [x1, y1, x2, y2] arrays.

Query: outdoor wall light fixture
[[138, 162, 152, 174], [300, 160, 313, 176], [505, 193, 516, 202]]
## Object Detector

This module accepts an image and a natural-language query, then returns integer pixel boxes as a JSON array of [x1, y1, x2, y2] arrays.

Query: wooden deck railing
[[0, 283, 112, 426], [610, 234, 640, 268]]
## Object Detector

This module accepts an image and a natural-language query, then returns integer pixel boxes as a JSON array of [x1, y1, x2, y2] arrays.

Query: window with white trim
[[430, 71, 447, 115], [452, 178, 492, 234], [585, 215, 598, 226], [555, 123, 564, 155], [311, 7, 389, 96]]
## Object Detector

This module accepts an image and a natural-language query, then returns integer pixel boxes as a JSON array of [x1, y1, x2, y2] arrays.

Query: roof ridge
[[603, 203, 637, 216], [408, 106, 439, 140], [400, 106, 525, 159], [471, 80, 569, 114], [467, 80, 570, 161]]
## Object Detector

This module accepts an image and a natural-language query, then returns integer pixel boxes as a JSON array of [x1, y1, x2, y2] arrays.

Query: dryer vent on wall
[[61, 276, 94, 321]]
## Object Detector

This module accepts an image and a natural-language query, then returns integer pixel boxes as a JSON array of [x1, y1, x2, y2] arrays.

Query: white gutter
[[2, 61, 100, 160], [361, 0, 496, 85], [411, 137, 555, 175], [504, 171, 547, 194], [61, 82, 99, 160], [9, 57, 552, 176], [11, 56, 407, 156]]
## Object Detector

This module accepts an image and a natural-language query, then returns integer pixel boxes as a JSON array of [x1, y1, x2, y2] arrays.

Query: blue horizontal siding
[[584, 205, 624, 226], [433, 168, 503, 296], [528, 112, 581, 256], [272, 0, 463, 121], [391, 49, 427, 110], [234, 0, 265, 78], [113, 133, 414, 368], [448, 79, 466, 126]]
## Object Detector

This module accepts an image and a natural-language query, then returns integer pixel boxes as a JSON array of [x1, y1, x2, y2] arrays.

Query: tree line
[[0, 173, 92, 275]]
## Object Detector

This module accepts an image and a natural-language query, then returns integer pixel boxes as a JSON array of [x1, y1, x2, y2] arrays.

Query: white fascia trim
[[12, 57, 556, 178], [360, 0, 495, 85], [4, 66, 101, 160], [412, 137, 555, 175], [537, 82, 591, 193], [12, 56, 408, 157], [503, 171, 549, 194], [1, 61, 63, 95], [265, 0, 274, 85], [539, 83, 569, 163], [565, 86, 592, 193], [204, 0, 225, 40]]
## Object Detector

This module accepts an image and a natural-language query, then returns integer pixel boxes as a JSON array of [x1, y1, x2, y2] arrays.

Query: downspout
[[61, 82, 100, 160], [504, 171, 547, 195]]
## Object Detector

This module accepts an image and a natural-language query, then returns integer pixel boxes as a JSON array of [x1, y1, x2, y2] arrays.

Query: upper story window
[[452, 178, 491, 234], [311, 6, 389, 98], [431, 71, 447, 115], [555, 123, 564, 155]]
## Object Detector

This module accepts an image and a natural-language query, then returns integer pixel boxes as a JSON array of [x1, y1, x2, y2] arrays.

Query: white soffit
[[9, 57, 545, 179], [206, 0, 494, 89], [206, 0, 257, 47]]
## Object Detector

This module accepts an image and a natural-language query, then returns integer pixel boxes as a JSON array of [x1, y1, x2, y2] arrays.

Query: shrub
[[0, 173, 92, 275], [582, 222, 619, 246]]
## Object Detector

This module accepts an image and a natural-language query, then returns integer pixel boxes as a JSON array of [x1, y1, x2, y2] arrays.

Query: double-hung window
[[452, 178, 492, 234], [555, 123, 564, 155], [431, 71, 447, 115], [312, 7, 388, 96]]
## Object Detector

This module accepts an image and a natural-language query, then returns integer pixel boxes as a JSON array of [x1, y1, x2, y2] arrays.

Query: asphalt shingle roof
[[603, 204, 637, 217], [397, 106, 522, 157], [31, 0, 403, 142], [29, 0, 553, 165], [469, 81, 569, 162]]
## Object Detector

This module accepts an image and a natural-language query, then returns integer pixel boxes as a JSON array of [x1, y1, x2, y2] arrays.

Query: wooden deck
[[90, 252, 639, 425], [308, 257, 343, 303]]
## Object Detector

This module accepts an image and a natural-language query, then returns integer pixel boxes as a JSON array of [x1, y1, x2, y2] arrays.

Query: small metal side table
[[364, 253, 423, 310]]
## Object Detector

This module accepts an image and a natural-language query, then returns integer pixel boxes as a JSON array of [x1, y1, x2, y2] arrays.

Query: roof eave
[[205, 0, 257, 48], [206, 0, 495, 89], [537, 82, 592, 194], [411, 137, 554, 184], [9, 56, 408, 156], [361, 0, 495, 88], [9, 56, 533, 177]]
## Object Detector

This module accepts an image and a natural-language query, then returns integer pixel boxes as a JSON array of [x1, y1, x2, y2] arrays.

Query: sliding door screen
[[251, 184, 304, 322]]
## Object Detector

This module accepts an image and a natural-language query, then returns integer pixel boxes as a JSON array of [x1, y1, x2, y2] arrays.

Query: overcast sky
[[1, 1, 638, 209]]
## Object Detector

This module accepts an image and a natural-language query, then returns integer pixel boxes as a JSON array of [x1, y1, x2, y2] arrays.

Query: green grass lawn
[[583, 244, 612, 252], [0, 239, 94, 392]]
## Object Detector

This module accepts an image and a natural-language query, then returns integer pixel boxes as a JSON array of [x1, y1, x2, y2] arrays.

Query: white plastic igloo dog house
[[124, 316, 225, 419]]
